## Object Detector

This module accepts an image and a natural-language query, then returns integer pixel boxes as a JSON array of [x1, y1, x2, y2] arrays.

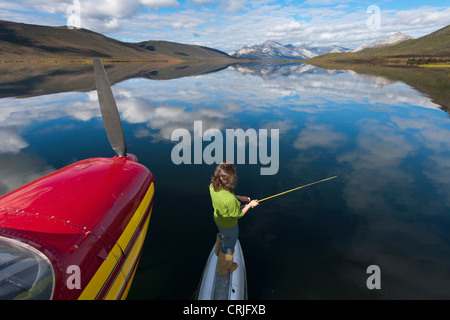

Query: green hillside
[[136, 40, 236, 61], [306, 24, 450, 66], [0, 20, 177, 63], [0, 20, 237, 63]]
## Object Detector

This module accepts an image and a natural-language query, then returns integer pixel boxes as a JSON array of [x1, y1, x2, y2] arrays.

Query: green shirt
[[209, 184, 244, 229]]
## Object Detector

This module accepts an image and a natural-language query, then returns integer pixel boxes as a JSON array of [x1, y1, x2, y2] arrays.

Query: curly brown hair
[[211, 162, 237, 193]]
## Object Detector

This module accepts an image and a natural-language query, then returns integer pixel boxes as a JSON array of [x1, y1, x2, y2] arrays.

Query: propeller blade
[[93, 58, 127, 157]]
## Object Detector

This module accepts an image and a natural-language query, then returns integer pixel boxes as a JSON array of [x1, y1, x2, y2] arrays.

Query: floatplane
[[0, 59, 155, 299]]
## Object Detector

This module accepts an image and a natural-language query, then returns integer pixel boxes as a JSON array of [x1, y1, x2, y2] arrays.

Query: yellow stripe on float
[[105, 183, 154, 299], [78, 244, 123, 300], [117, 182, 154, 253], [111, 208, 152, 300], [78, 182, 154, 300], [105, 207, 152, 299]]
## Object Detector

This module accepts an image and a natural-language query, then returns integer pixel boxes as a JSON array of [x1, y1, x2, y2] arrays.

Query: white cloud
[[192, 0, 216, 4], [0, 153, 55, 196], [221, 0, 247, 13], [302, 0, 354, 5], [77, 0, 179, 32], [273, 20, 305, 33], [140, 0, 179, 9], [0, 128, 29, 154], [294, 123, 347, 151], [341, 119, 417, 213], [3, 0, 183, 36], [391, 6, 450, 30], [266, 20, 306, 38]]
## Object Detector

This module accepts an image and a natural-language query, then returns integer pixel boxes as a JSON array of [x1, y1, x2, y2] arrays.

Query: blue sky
[[1, 0, 449, 51]]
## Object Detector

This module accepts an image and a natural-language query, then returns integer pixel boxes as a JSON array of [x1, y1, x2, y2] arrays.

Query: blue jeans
[[216, 224, 239, 255]]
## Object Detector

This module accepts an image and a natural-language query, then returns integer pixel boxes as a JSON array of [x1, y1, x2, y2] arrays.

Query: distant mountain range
[[229, 40, 352, 60], [353, 32, 414, 52]]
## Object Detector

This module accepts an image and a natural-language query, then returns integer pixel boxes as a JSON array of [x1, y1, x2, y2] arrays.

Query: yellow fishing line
[[258, 176, 338, 203]]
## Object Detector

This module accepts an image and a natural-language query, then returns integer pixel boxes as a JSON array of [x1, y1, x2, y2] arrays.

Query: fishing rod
[[243, 157, 350, 205], [257, 175, 338, 203]]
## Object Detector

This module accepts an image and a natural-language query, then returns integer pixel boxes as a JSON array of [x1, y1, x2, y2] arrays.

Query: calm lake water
[[1, 62, 450, 299]]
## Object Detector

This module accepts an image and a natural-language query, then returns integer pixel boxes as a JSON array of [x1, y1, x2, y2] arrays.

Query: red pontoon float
[[0, 59, 155, 300]]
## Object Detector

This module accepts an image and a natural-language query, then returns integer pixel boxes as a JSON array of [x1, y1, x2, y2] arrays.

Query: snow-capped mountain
[[229, 40, 351, 60], [353, 32, 414, 52]]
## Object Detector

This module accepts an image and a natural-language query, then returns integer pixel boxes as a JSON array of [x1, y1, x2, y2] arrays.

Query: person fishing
[[209, 162, 259, 276]]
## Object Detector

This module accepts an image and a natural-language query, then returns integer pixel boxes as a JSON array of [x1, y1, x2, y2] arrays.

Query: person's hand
[[248, 200, 259, 208]]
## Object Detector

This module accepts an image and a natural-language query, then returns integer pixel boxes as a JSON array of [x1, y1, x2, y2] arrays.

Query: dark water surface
[[1, 62, 450, 299]]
